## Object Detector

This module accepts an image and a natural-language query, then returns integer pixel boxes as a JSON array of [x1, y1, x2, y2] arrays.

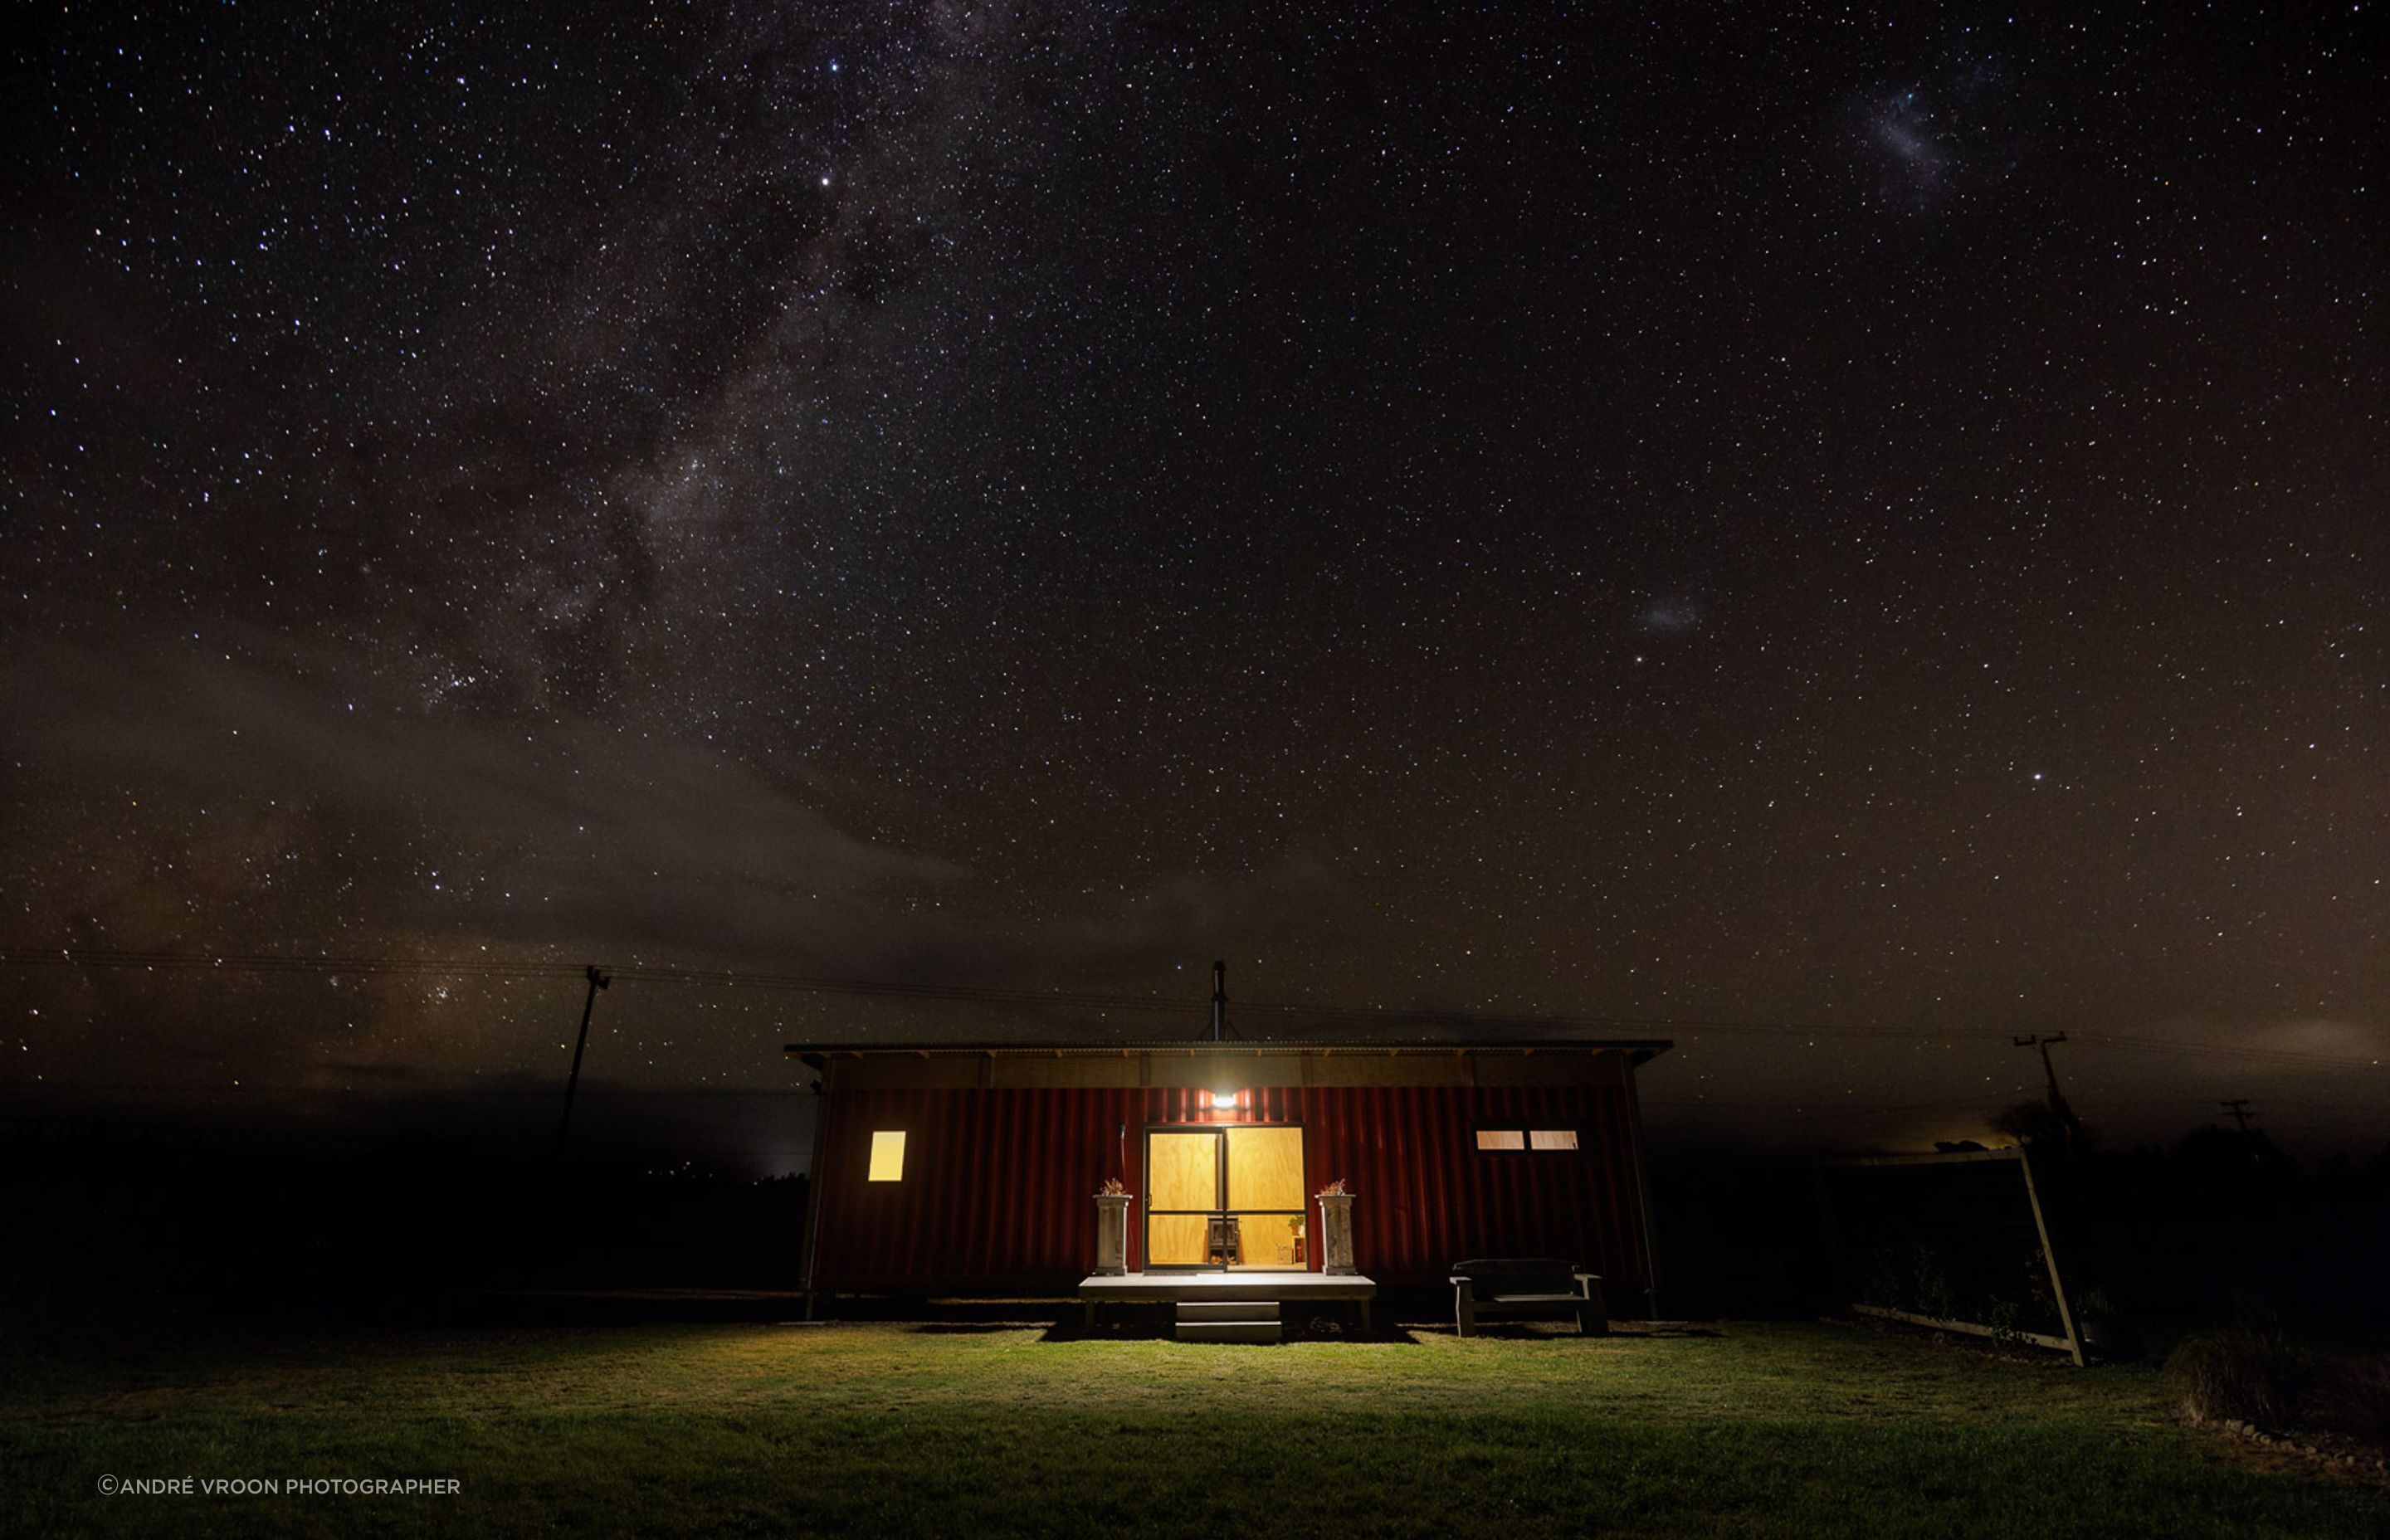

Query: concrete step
[[1176, 1300, 1280, 1323], [1176, 1320, 1281, 1343]]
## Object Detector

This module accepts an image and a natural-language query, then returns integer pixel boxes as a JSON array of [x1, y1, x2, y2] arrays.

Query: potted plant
[[1315, 1177, 1357, 1275], [1093, 1177, 1133, 1275]]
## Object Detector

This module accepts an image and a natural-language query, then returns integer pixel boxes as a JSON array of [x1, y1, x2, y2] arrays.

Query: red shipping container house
[[788, 1036, 1672, 1313]]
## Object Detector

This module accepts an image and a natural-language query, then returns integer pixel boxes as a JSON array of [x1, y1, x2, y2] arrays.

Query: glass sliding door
[[1144, 1125, 1305, 1271], [1225, 1125, 1307, 1270], [1146, 1131, 1221, 1269]]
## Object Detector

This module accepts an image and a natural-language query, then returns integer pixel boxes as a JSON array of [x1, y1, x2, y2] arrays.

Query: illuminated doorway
[[1144, 1124, 1307, 1270]]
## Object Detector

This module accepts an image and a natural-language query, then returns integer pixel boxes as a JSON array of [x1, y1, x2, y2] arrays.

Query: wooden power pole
[[556, 964, 611, 1150], [2218, 1099, 2261, 1162], [2013, 1031, 2083, 1153]]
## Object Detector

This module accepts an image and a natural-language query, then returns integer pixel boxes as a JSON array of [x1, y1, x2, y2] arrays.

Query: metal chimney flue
[[1210, 959, 1227, 1042]]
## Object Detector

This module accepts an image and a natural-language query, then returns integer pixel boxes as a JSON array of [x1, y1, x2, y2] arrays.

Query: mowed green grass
[[3, 1315, 2383, 1539]]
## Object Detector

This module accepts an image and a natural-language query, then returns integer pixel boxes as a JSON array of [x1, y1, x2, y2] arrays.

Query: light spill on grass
[[3, 1321, 2383, 1539], [0, 1322, 2149, 1421]]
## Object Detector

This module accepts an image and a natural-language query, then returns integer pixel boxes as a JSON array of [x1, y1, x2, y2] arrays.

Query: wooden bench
[[1449, 1258, 1606, 1338]]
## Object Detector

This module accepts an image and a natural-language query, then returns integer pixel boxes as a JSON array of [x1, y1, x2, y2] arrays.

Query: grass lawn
[[3, 1313, 2383, 1538]]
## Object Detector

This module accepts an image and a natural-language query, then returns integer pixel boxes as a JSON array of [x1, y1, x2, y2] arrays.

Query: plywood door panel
[[1149, 1132, 1219, 1211], [1237, 1211, 1307, 1268], [1148, 1212, 1211, 1268], [1226, 1125, 1305, 1211]]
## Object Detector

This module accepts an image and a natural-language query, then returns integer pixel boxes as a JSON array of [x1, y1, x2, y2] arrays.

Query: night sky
[[4, 2, 2383, 1167]]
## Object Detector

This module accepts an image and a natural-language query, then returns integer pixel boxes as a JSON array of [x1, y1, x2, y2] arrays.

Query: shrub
[[2164, 1330, 2304, 1428], [1910, 1247, 1959, 1323], [2304, 1357, 2390, 1452], [1857, 1245, 1905, 1311]]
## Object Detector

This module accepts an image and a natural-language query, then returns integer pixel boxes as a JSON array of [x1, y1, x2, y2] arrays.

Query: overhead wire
[[1, 945, 2382, 1073]]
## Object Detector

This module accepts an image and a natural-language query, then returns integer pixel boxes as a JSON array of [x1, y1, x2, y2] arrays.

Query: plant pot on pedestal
[[1093, 1192, 1134, 1275], [1316, 1192, 1356, 1275]]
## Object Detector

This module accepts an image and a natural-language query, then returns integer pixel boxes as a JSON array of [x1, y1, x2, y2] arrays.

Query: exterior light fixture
[[1210, 1089, 1239, 1111]]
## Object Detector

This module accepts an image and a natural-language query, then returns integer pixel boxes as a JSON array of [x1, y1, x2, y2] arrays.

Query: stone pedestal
[[1316, 1192, 1356, 1275], [1093, 1193, 1133, 1276]]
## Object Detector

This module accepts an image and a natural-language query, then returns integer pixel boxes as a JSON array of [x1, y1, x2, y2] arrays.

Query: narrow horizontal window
[[867, 1130, 906, 1182], [1528, 1129, 1579, 1151], [1475, 1129, 1526, 1151]]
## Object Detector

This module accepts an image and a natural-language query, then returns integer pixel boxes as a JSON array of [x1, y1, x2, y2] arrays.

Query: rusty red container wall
[[807, 1079, 1652, 1294], [1306, 1084, 1651, 1288]]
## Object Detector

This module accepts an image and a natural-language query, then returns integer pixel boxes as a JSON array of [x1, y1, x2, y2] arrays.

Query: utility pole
[[2012, 1031, 2082, 1153], [2217, 1099, 2263, 1164], [556, 964, 611, 1151], [1209, 960, 1227, 1042]]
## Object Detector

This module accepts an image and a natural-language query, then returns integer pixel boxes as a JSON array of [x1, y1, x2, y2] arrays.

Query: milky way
[[4, 2, 2383, 1162]]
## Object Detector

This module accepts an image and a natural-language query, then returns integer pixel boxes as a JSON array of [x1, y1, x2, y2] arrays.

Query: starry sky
[[3, 1, 2383, 1167]]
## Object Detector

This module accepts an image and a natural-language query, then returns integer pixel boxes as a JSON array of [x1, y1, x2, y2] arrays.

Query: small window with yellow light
[[1475, 1128, 1579, 1153], [867, 1130, 906, 1182]]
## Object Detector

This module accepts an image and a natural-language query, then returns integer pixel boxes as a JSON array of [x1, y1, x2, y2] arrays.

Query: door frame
[[1141, 1122, 1305, 1273]]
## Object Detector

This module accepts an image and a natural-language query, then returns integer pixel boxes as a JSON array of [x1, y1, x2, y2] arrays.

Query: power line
[[2068, 1031, 2380, 1071]]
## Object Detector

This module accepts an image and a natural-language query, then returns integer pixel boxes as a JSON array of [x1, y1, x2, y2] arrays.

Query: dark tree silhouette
[[1989, 1100, 2088, 1150]]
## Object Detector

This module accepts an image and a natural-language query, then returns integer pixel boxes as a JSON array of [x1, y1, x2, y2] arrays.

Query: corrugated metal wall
[[1307, 1084, 1651, 1288], [807, 1076, 1654, 1294]]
